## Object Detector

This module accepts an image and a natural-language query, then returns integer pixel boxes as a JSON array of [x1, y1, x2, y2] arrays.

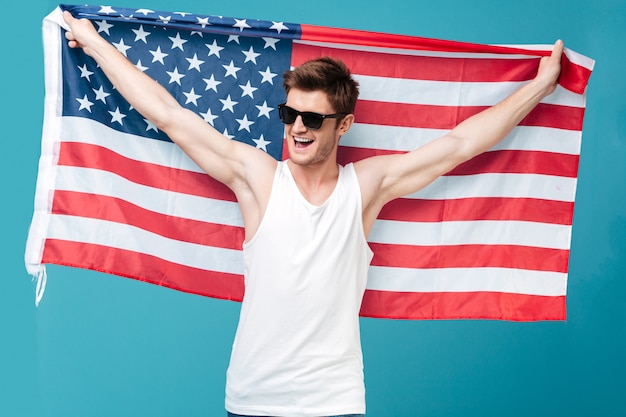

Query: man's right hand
[[63, 10, 105, 56]]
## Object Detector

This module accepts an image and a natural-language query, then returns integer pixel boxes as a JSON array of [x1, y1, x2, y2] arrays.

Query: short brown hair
[[282, 57, 360, 114]]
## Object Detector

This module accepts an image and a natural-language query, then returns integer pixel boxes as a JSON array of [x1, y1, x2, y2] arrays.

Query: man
[[62, 10, 563, 417]]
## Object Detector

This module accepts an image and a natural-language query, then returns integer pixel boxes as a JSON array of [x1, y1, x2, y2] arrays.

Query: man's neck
[[287, 159, 340, 206]]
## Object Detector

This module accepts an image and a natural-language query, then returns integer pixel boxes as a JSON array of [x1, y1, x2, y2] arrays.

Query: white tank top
[[225, 161, 373, 417]]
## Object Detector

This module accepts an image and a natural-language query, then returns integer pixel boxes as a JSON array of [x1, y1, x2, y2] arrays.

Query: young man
[[62, 10, 563, 417]]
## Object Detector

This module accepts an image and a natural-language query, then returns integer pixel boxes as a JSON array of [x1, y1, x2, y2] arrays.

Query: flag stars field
[[63, 5, 314, 160]]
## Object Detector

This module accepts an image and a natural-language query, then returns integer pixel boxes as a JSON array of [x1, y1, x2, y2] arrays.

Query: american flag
[[25, 4, 594, 320]]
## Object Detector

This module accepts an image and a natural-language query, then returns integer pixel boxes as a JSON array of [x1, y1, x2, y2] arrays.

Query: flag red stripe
[[300, 24, 548, 55], [57, 142, 237, 201], [336, 147, 579, 177], [378, 197, 574, 224], [51, 190, 244, 249], [369, 242, 569, 272], [285, 139, 580, 179], [560, 53, 593, 95], [42, 239, 245, 301], [447, 149, 579, 177], [298, 26, 591, 94], [359, 289, 566, 321], [354, 100, 584, 131], [292, 42, 540, 82]]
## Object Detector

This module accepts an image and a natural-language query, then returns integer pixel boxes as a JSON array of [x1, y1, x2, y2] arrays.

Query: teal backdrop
[[2, 0, 624, 416]]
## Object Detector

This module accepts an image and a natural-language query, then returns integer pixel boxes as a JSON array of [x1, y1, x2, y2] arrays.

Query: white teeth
[[294, 137, 313, 143]]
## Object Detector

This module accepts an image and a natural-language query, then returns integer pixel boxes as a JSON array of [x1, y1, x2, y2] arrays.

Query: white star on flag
[[132, 25, 150, 43], [92, 86, 110, 103], [183, 88, 201, 105], [108, 107, 126, 124], [78, 64, 94, 81], [222, 61, 241, 78], [135, 8, 154, 16], [270, 21, 289, 33], [76, 95, 94, 112], [98, 6, 116, 14], [236, 114, 255, 132], [166, 67, 185, 85], [112, 38, 131, 56], [256, 101, 274, 118], [263, 37, 279, 50], [259, 66, 277, 84], [240, 81, 258, 98], [169, 33, 188, 50], [220, 95, 238, 112], [242, 46, 260, 64], [149, 46, 168, 64], [96, 20, 113, 35], [203, 75, 221, 92], [253, 134, 271, 151], [186, 54, 205, 71], [233, 19, 251, 31], [206, 40, 224, 57]]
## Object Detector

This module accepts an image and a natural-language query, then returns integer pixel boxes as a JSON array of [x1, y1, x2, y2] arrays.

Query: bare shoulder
[[353, 156, 388, 195]]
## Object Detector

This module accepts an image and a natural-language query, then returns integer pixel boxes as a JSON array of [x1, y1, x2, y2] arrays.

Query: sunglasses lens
[[279, 105, 326, 130], [301, 113, 323, 130], [281, 106, 297, 124]]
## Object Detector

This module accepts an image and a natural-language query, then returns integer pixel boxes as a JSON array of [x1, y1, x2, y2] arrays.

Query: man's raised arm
[[62, 11, 276, 193], [357, 40, 564, 232]]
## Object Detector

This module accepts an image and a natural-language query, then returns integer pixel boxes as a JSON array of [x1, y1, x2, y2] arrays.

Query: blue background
[[2, 1, 624, 416]]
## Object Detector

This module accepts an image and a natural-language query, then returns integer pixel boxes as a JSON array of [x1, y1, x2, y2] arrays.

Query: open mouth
[[294, 136, 314, 149]]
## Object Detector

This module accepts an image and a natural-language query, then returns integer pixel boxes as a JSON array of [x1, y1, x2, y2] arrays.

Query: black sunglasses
[[277, 104, 347, 130]]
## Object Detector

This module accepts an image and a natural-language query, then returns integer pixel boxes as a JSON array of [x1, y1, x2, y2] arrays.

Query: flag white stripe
[[369, 219, 571, 249], [410, 173, 577, 202], [62, 117, 204, 173], [343, 124, 582, 155], [46, 215, 245, 274], [366, 266, 567, 296], [55, 166, 244, 226], [356, 75, 585, 107]]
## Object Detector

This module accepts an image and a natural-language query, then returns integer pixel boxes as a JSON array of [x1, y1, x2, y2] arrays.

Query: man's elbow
[[152, 105, 189, 133]]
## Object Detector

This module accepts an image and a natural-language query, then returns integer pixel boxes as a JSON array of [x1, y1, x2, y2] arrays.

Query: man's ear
[[338, 114, 355, 136]]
